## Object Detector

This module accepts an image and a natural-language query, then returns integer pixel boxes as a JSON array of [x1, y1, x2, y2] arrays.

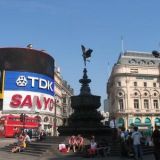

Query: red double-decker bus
[[0, 114, 40, 138]]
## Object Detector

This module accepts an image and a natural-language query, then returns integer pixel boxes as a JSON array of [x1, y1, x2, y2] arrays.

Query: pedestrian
[[109, 116, 118, 141], [67, 135, 77, 152], [151, 125, 160, 160], [120, 127, 127, 157], [125, 132, 134, 158], [39, 130, 46, 141], [87, 137, 97, 157], [28, 129, 32, 139], [24, 132, 31, 146], [11, 134, 26, 153], [131, 126, 143, 160], [76, 134, 84, 152]]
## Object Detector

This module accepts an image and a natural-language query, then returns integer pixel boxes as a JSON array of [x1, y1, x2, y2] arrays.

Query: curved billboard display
[[0, 48, 55, 114], [3, 71, 55, 113], [0, 48, 54, 78]]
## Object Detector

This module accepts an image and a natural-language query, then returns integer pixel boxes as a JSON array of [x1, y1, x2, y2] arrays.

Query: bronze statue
[[81, 45, 93, 66]]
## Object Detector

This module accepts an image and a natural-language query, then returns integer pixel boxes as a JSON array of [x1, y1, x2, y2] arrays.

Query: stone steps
[[0, 136, 154, 158], [0, 138, 57, 156]]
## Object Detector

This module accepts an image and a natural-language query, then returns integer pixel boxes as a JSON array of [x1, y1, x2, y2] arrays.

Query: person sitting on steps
[[67, 135, 77, 152], [76, 134, 84, 152], [87, 137, 97, 157], [11, 134, 26, 153]]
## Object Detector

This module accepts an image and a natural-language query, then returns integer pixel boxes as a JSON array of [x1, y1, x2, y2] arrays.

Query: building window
[[144, 92, 148, 96], [154, 92, 157, 96], [153, 100, 158, 109], [134, 99, 139, 109], [117, 82, 121, 87], [62, 97, 67, 104], [134, 92, 138, 96], [130, 59, 136, 64], [134, 82, 137, 87], [119, 99, 124, 111], [148, 61, 154, 65], [153, 83, 156, 87], [144, 99, 149, 109], [118, 92, 123, 97], [144, 82, 147, 87], [139, 60, 146, 65]]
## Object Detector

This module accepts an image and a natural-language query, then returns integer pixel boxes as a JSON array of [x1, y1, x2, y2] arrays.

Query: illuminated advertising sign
[[3, 71, 55, 113], [4, 71, 54, 95]]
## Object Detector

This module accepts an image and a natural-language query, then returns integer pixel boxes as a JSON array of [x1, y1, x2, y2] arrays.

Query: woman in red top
[[76, 134, 84, 152], [67, 135, 76, 152]]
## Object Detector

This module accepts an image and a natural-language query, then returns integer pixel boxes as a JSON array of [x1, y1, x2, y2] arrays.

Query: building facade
[[61, 80, 74, 120], [54, 67, 74, 135], [107, 51, 160, 130]]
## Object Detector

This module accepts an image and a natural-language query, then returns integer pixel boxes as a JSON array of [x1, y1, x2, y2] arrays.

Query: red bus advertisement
[[0, 114, 40, 138]]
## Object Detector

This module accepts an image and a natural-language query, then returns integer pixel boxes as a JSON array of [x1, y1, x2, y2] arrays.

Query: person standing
[[28, 129, 32, 139], [131, 126, 143, 160], [120, 127, 126, 157], [151, 126, 160, 160], [109, 116, 118, 141], [39, 130, 46, 141]]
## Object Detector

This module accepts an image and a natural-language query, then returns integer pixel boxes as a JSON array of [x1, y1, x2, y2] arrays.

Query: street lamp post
[[54, 97, 58, 136], [20, 113, 26, 133]]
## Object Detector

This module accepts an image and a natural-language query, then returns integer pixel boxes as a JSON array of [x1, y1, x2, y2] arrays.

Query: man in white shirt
[[131, 126, 143, 160], [109, 116, 118, 141], [24, 132, 31, 146], [109, 117, 117, 128]]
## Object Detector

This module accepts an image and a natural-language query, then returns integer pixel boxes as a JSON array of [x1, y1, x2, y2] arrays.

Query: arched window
[[118, 118, 125, 127], [139, 60, 146, 65], [135, 118, 141, 126], [155, 118, 160, 126], [44, 116, 49, 122], [134, 99, 139, 109], [144, 99, 149, 109], [130, 59, 136, 64], [119, 99, 124, 111], [153, 100, 158, 109], [145, 118, 151, 125], [148, 61, 154, 65]]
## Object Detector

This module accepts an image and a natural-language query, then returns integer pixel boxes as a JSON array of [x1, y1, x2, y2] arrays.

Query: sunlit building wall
[[54, 66, 74, 134], [107, 51, 160, 130]]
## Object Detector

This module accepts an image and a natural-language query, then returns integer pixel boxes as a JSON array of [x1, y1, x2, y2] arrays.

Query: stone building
[[54, 67, 74, 135], [107, 51, 160, 130]]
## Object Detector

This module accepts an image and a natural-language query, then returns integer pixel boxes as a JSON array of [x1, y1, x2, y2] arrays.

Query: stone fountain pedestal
[[58, 68, 111, 138]]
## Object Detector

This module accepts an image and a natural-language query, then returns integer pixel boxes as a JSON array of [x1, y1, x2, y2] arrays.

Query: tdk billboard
[[4, 71, 54, 96], [3, 71, 55, 112]]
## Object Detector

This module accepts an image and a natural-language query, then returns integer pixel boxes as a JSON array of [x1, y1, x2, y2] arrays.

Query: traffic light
[[20, 113, 25, 122]]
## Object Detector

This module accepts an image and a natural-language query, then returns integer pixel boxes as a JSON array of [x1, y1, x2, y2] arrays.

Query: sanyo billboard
[[3, 71, 55, 113]]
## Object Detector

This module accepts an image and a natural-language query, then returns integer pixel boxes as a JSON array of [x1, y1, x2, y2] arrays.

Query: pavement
[[0, 150, 155, 160], [0, 138, 16, 148], [0, 138, 155, 160]]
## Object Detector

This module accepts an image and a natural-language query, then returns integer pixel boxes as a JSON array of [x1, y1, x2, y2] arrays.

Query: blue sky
[[0, 0, 160, 110]]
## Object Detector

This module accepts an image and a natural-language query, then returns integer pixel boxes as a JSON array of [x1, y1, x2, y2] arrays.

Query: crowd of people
[[58, 134, 110, 158], [58, 134, 84, 153], [10, 123, 160, 160], [116, 125, 160, 160], [11, 131, 31, 153], [11, 129, 47, 153], [108, 116, 160, 160]]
